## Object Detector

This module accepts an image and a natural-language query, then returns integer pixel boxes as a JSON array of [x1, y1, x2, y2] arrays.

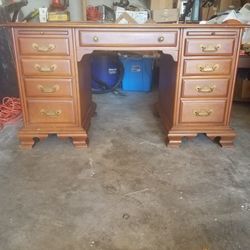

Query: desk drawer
[[27, 100, 75, 124], [180, 100, 226, 123], [24, 78, 73, 97], [182, 78, 229, 97], [186, 30, 238, 37], [21, 59, 72, 76], [184, 38, 235, 56], [183, 59, 232, 76], [78, 29, 179, 47], [18, 37, 70, 56]]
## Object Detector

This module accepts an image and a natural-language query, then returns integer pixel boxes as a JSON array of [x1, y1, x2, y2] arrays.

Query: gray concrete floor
[[0, 92, 250, 250]]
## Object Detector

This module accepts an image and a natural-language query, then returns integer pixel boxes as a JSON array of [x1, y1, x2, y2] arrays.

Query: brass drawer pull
[[93, 36, 99, 42], [38, 84, 60, 93], [196, 85, 215, 93], [32, 43, 56, 52], [193, 109, 213, 117], [200, 44, 221, 53], [199, 64, 219, 73], [34, 64, 57, 73], [158, 36, 165, 42], [40, 109, 62, 117]]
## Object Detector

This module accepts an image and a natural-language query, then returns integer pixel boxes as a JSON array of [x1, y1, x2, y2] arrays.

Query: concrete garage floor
[[0, 92, 250, 250]]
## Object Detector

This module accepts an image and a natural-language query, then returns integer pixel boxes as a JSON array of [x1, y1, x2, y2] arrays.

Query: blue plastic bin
[[120, 55, 154, 92], [91, 53, 122, 92]]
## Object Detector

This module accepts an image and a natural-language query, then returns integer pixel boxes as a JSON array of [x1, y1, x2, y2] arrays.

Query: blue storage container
[[91, 53, 123, 93], [120, 55, 154, 92]]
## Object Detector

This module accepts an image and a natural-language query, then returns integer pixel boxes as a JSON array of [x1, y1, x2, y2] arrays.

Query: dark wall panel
[[0, 7, 19, 100]]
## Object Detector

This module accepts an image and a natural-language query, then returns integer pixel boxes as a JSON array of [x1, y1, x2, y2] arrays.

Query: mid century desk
[[7, 22, 246, 148]]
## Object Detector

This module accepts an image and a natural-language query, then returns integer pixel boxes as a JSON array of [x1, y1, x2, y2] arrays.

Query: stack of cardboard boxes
[[150, 0, 242, 22], [151, 0, 179, 23]]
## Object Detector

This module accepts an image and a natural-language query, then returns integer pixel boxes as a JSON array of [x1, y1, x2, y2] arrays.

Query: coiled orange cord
[[0, 97, 22, 130]]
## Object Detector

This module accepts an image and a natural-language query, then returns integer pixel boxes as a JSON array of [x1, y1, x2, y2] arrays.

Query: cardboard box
[[201, 7, 217, 21], [152, 9, 179, 23], [234, 77, 250, 100], [219, 0, 241, 11], [242, 79, 250, 99], [115, 8, 148, 24], [150, 0, 173, 10], [116, 12, 137, 24]]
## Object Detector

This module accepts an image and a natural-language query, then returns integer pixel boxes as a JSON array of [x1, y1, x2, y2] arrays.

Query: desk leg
[[19, 134, 36, 149], [166, 135, 182, 148], [57, 132, 88, 148], [207, 133, 235, 148], [19, 132, 48, 149], [218, 136, 234, 148], [72, 135, 88, 148], [165, 131, 236, 148], [166, 132, 197, 148]]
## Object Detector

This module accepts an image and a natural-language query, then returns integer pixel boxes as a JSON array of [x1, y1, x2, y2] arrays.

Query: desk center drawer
[[77, 29, 179, 47], [21, 59, 72, 76]]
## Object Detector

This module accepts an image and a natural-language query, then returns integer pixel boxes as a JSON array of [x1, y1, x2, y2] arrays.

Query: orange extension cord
[[0, 97, 22, 130]]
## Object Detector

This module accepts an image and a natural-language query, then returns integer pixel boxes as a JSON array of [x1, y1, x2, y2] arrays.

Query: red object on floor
[[0, 97, 22, 130]]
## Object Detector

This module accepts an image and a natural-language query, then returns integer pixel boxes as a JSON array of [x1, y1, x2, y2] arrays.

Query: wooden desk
[[8, 23, 246, 148]]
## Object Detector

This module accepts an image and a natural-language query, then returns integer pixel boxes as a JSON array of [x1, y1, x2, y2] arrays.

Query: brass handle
[[32, 43, 56, 52], [196, 85, 215, 93], [93, 36, 99, 42], [38, 84, 60, 93], [199, 64, 219, 73], [200, 44, 221, 53], [158, 36, 165, 42], [34, 64, 57, 73], [40, 109, 62, 117], [193, 109, 213, 117]]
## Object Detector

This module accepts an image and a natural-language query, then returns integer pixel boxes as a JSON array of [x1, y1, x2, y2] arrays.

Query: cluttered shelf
[[1, 0, 250, 25], [81, 0, 250, 25]]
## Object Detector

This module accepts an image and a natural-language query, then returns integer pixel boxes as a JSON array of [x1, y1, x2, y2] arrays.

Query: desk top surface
[[3, 22, 250, 29]]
